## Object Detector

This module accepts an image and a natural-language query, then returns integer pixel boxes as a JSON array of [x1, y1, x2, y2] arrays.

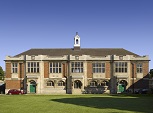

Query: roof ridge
[[15, 48, 140, 57], [81, 48, 124, 49], [30, 48, 124, 49], [30, 48, 72, 49]]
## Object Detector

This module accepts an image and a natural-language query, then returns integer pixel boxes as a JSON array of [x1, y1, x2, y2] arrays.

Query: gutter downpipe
[[24, 55, 27, 93]]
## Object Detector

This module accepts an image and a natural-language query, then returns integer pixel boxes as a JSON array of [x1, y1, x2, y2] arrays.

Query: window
[[71, 62, 83, 73], [100, 81, 109, 86], [76, 39, 78, 44], [115, 62, 127, 73], [47, 80, 54, 86], [58, 81, 65, 86], [137, 63, 143, 73], [92, 62, 105, 73], [27, 62, 39, 73], [90, 81, 97, 87], [50, 62, 61, 73], [12, 63, 18, 73]]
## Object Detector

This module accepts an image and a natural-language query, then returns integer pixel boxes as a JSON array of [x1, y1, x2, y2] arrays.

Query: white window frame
[[47, 80, 54, 86], [90, 81, 97, 87], [115, 62, 127, 73], [58, 81, 65, 86], [27, 62, 39, 73], [12, 62, 18, 73], [92, 62, 105, 73], [50, 62, 62, 73], [137, 63, 143, 73], [71, 62, 83, 73], [100, 81, 109, 86]]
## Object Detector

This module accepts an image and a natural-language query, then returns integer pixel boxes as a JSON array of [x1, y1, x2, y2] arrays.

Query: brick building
[[5, 33, 150, 94]]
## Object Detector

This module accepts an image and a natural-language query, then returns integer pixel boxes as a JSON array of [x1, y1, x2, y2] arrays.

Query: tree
[[0, 66, 4, 80], [150, 69, 153, 78]]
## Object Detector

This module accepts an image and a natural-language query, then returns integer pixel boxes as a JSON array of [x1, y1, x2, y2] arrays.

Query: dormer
[[74, 32, 80, 50]]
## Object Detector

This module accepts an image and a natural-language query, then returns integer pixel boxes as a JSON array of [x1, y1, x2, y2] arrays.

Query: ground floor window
[[58, 81, 65, 86], [90, 81, 97, 87], [100, 81, 109, 86], [47, 80, 54, 86]]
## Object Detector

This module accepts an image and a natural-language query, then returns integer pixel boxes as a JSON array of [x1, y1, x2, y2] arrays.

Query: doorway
[[74, 80, 82, 89], [30, 81, 36, 93], [117, 80, 127, 93]]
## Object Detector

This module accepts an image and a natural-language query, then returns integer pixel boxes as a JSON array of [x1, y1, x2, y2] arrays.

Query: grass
[[0, 94, 153, 113]]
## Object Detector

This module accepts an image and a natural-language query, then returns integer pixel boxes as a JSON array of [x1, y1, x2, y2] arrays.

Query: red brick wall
[[130, 63, 137, 78], [65, 63, 67, 77], [22, 63, 25, 78], [87, 62, 92, 78], [19, 63, 25, 78], [106, 62, 110, 78], [130, 61, 149, 78], [143, 61, 149, 77], [44, 61, 49, 78], [5, 62, 11, 78], [129, 61, 150, 89], [62, 63, 65, 78], [6, 80, 21, 89], [62, 63, 68, 78]]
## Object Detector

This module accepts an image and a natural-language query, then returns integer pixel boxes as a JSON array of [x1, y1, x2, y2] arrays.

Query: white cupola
[[74, 32, 80, 50]]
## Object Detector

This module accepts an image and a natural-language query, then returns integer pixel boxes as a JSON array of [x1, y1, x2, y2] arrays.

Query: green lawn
[[0, 94, 153, 113]]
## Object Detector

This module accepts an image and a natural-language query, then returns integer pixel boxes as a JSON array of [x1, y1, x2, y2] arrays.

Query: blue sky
[[0, 0, 153, 71]]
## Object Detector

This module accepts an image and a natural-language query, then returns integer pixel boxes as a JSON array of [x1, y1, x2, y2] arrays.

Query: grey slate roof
[[15, 48, 139, 57]]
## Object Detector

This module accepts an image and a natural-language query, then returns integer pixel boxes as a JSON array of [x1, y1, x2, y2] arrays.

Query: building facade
[[5, 33, 150, 94]]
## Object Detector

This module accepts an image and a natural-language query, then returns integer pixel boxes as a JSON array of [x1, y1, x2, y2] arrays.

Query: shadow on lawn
[[51, 95, 153, 113]]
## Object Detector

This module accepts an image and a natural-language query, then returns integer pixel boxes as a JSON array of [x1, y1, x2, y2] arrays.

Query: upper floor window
[[92, 62, 105, 73], [12, 63, 18, 73], [115, 62, 127, 73], [137, 63, 143, 73], [50, 62, 61, 73], [71, 62, 83, 73], [27, 62, 39, 73]]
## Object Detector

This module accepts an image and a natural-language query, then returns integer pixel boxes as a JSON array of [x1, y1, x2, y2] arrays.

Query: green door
[[118, 84, 125, 93], [30, 84, 36, 93]]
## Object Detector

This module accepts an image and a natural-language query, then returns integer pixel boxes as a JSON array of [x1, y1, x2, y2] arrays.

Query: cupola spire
[[74, 32, 80, 50]]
